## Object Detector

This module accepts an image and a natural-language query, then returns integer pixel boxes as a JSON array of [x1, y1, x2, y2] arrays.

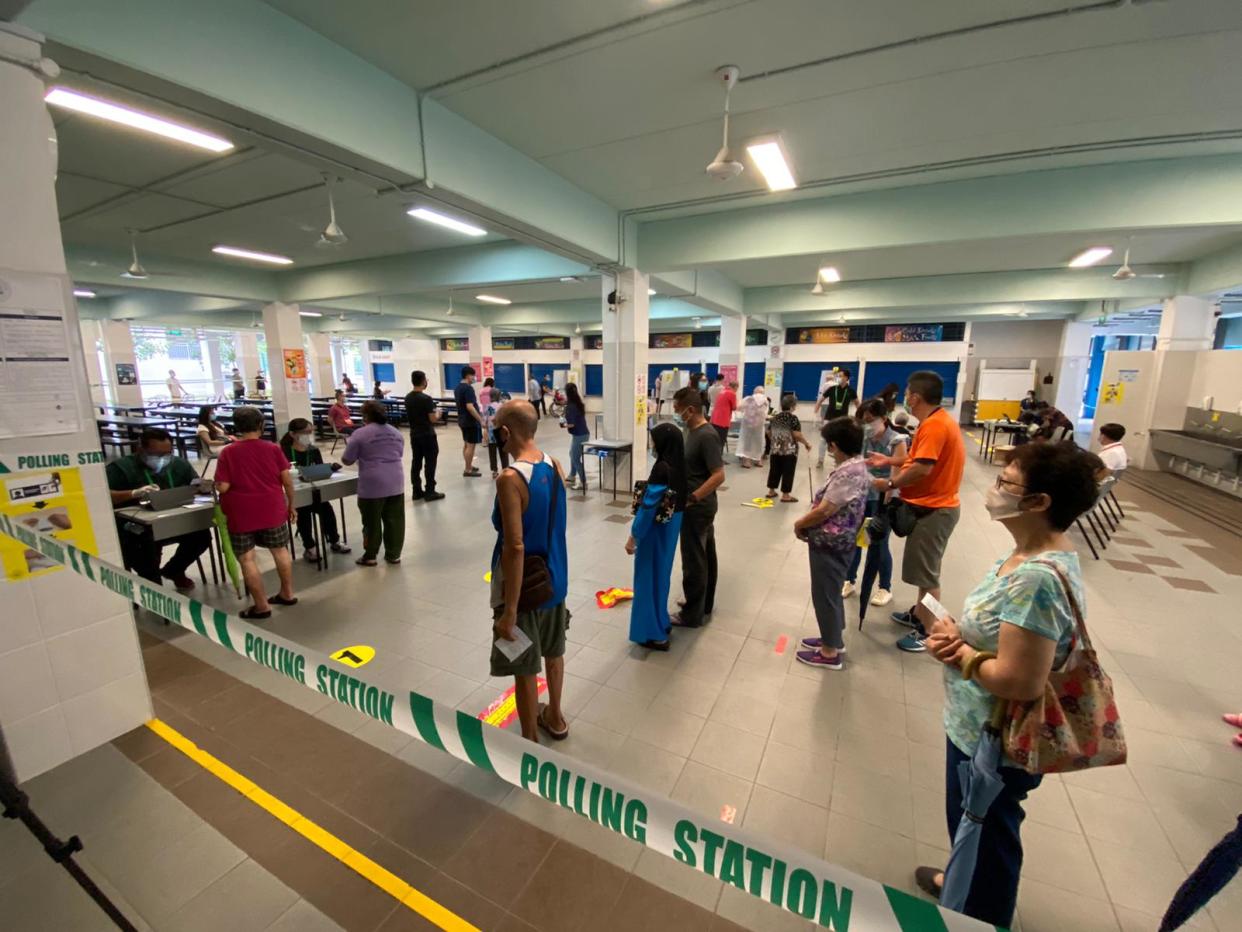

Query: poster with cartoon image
[[0, 467, 97, 580]]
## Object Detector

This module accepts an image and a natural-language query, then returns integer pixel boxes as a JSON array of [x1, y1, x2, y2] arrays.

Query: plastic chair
[[196, 434, 218, 477]]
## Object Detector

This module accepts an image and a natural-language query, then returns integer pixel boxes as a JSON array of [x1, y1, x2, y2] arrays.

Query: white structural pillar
[[0, 24, 151, 781], [262, 302, 312, 428], [237, 330, 261, 391], [718, 315, 747, 387], [1157, 295, 1215, 351], [469, 324, 493, 381], [306, 332, 334, 397], [568, 333, 585, 387], [203, 332, 226, 399], [601, 271, 650, 489], [1054, 320, 1096, 421], [101, 319, 143, 408], [77, 318, 107, 405]]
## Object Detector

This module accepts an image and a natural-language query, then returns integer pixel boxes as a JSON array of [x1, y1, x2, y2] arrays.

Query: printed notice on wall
[[0, 309, 81, 439], [0, 465, 98, 580]]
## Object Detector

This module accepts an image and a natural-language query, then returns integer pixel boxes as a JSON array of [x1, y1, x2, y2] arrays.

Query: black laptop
[[141, 486, 196, 510], [298, 463, 334, 481]]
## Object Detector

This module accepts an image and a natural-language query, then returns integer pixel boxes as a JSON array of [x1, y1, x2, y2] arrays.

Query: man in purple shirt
[[342, 400, 406, 565]]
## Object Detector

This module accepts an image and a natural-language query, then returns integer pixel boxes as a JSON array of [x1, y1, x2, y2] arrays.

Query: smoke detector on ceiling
[[705, 66, 744, 181]]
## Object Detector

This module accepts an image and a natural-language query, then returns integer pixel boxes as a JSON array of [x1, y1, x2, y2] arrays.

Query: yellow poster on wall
[[1100, 382, 1124, 405], [0, 466, 97, 580]]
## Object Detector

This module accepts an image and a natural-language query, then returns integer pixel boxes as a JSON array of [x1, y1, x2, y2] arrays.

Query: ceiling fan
[[1113, 245, 1168, 281], [705, 66, 744, 181], [120, 229, 149, 279], [317, 175, 348, 246]]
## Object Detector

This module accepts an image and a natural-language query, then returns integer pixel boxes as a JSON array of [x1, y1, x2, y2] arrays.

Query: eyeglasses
[[995, 475, 1027, 492]]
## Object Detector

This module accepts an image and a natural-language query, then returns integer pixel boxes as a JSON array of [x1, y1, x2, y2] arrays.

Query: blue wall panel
[[492, 363, 526, 396], [529, 363, 569, 387], [743, 362, 766, 396], [861, 361, 960, 404], [585, 364, 603, 396], [371, 362, 395, 386], [780, 361, 859, 404]]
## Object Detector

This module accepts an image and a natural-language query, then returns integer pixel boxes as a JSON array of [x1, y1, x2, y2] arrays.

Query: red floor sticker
[[478, 676, 547, 729], [774, 635, 788, 654], [720, 804, 737, 824]]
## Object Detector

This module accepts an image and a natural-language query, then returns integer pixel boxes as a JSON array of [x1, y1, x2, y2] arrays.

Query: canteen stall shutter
[[443, 363, 461, 394], [861, 361, 961, 405], [743, 362, 766, 395], [779, 361, 859, 405], [585, 364, 603, 397], [371, 362, 395, 385], [492, 363, 526, 396]]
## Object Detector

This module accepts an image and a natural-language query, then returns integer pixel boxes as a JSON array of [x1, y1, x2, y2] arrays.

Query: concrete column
[[237, 330, 261, 390], [718, 315, 747, 388], [78, 318, 107, 405], [469, 324, 493, 380], [601, 271, 649, 489], [101, 319, 143, 408], [262, 302, 312, 428], [329, 337, 345, 389], [1053, 320, 1096, 422], [306, 332, 334, 397], [203, 333, 226, 399], [569, 334, 585, 387], [0, 24, 150, 780], [1157, 295, 1215, 351]]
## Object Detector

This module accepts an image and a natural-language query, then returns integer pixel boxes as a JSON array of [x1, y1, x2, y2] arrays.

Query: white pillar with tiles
[[601, 271, 649, 490], [1157, 295, 1215, 351], [0, 24, 151, 780], [719, 315, 747, 390], [262, 302, 312, 429], [306, 332, 334, 398], [100, 319, 143, 408]]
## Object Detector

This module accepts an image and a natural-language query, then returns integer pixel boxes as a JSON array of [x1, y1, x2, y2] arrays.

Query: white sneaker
[[303, 546, 320, 563], [870, 588, 893, 607], [841, 581, 856, 598]]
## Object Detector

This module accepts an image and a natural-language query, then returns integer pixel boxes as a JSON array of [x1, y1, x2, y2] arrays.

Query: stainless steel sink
[[1151, 429, 1242, 472]]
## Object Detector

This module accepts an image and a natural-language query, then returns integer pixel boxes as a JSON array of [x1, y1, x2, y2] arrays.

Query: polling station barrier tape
[[0, 515, 999, 932]]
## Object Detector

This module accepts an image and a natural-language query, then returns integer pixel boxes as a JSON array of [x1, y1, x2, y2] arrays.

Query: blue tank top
[[491, 454, 568, 610]]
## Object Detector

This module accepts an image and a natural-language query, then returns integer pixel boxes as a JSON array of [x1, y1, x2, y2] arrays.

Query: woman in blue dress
[[626, 423, 687, 650]]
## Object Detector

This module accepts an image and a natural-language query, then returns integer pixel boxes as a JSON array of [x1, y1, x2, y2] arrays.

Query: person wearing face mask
[[709, 379, 739, 449], [690, 371, 712, 418], [914, 442, 1098, 926], [107, 427, 211, 591], [196, 404, 233, 456], [867, 371, 966, 653], [280, 418, 349, 562], [765, 393, 812, 502], [842, 398, 909, 605], [816, 370, 858, 467], [736, 386, 768, 468], [671, 386, 725, 628], [342, 401, 406, 566]]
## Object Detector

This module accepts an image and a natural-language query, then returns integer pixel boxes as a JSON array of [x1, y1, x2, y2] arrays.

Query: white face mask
[[294, 434, 314, 450], [984, 485, 1025, 521]]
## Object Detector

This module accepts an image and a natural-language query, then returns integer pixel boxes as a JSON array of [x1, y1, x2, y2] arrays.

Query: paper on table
[[494, 626, 532, 662]]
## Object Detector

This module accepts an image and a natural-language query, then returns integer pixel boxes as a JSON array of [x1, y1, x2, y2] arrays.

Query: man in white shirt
[[1097, 422, 1128, 475], [166, 369, 185, 402], [528, 375, 545, 416]]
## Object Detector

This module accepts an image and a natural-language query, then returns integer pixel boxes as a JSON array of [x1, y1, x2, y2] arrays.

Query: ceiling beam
[[67, 245, 280, 303], [638, 155, 1242, 270]]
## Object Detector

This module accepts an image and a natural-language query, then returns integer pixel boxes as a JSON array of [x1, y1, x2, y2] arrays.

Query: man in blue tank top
[[489, 400, 571, 743]]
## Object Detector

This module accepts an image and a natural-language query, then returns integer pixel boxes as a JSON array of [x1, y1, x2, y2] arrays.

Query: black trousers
[[295, 501, 338, 549], [488, 442, 510, 473], [118, 521, 210, 585], [766, 453, 798, 494], [679, 502, 717, 626], [713, 424, 728, 449], [411, 431, 439, 495]]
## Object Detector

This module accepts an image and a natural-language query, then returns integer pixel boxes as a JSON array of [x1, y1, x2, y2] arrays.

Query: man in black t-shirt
[[405, 370, 444, 501], [816, 370, 858, 467], [672, 386, 725, 628], [454, 365, 484, 476]]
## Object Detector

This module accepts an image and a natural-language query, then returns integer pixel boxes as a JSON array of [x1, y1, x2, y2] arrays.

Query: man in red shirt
[[215, 406, 298, 619], [709, 380, 739, 450]]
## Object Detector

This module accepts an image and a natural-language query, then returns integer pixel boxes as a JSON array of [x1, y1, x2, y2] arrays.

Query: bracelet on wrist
[[960, 650, 996, 681]]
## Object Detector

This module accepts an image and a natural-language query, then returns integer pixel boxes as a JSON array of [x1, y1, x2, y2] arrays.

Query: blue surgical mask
[[209, 412, 218, 421], [672, 412, 687, 427], [698, 380, 707, 389], [143, 454, 172, 473]]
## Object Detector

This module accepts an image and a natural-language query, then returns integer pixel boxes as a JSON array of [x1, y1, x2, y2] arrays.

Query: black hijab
[[649, 422, 688, 512]]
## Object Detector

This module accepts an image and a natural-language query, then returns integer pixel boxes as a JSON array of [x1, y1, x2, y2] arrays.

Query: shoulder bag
[[1002, 559, 1127, 774]]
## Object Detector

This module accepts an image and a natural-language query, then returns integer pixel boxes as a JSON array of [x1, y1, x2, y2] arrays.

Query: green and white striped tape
[[1, 515, 999, 931]]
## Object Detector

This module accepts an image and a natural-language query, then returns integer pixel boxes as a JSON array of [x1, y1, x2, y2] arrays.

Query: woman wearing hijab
[[736, 386, 768, 467], [625, 423, 687, 650]]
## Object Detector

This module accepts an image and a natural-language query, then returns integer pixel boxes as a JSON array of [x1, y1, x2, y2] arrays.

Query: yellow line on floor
[[145, 719, 479, 932]]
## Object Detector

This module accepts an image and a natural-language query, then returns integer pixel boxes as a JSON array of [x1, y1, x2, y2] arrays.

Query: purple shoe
[[796, 649, 844, 670], [800, 637, 846, 652]]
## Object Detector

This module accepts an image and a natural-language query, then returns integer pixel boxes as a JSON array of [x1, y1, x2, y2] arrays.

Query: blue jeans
[[945, 738, 1042, 927], [569, 433, 587, 486], [847, 498, 891, 588]]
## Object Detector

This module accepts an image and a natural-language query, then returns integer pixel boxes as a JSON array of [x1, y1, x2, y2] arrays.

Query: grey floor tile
[[161, 859, 299, 932], [264, 899, 345, 932]]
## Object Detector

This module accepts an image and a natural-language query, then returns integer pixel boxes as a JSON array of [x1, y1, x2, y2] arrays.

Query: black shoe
[[424, 491, 445, 501], [411, 490, 425, 500]]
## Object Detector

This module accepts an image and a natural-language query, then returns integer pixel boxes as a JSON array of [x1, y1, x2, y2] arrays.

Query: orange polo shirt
[[899, 407, 965, 508]]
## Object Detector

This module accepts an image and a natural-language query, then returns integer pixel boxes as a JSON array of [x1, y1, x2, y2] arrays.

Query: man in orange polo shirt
[[866, 371, 965, 652]]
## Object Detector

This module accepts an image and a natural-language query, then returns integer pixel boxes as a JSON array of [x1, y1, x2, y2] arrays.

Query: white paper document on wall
[[0, 310, 81, 439]]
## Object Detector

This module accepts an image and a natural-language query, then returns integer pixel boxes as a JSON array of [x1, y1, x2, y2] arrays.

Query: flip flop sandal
[[385, 558, 402, 565], [239, 607, 272, 620], [268, 595, 298, 606], [781, 496, 799, 503], [914, 866, 943, 900], [537, 703, 569, 741], [355, 557, 378, 567]]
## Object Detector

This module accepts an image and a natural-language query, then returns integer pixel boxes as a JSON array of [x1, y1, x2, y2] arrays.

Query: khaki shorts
[[490, 602, 571, 677], [901, 505, 960, 590]]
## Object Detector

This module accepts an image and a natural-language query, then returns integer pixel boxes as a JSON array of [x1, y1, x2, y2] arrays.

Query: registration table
[[582, 439, 634, 503], [114, 472, 359, 577]]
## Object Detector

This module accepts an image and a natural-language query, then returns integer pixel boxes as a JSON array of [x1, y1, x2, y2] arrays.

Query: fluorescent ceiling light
[[559, 276, 581, 283], [817, 266, 841, 283], [298, 310, 322, 317], [475, 294, 511, 305], [1068, 246, 1113, 268], [746, 139, 796, 191], [648, 288, 657, 296], [73, 288, 96, 298], [212, 245, 294, 266], [407, 207, 487, 237], [45, 87, 233, 152]]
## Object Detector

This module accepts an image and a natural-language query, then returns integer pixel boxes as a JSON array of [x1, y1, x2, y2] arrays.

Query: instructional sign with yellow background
[[0, 466, 97, 580], [1100, 381, 1125, 405]]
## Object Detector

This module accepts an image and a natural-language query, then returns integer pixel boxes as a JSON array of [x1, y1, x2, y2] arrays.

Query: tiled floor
[[10, 419, 1242, 930]]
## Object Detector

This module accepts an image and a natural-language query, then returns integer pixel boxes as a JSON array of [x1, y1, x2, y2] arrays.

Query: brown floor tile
[[168, 769, 252, 826], [152, 663, 241, 710], [1163, 576, 1216, 593], [137, 628, 162, 649], [1143, 555, 1181, 568], [371, 839, 509, 932], [1187, 545, 1242, 576], [510, 841, 628, 932], [600, 877, 715, 932], [112, 724, 166, 763], [709, 919, 752, 932], [495, 916, 540, 932], [1105, 560, 1156, 575], [1164, 529, 1204, 540], [142, 641, 211, 689], [442, 810, 557, 909], [185, 681, 281, 730], [379, 783, 493, 867], [1111, 536, 1150, 548]]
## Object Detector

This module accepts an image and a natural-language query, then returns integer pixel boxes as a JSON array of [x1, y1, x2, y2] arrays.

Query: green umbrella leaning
[[211, 490, 243, 598]]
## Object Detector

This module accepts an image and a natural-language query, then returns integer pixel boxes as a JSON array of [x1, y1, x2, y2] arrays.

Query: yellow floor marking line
[[145, 719, 479, 932]]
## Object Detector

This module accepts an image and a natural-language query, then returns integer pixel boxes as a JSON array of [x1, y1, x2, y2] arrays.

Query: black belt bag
[[885, 499, 935, 538]]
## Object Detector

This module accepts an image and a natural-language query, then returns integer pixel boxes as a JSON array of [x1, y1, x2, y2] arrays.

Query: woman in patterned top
[[765, 393, 812, 502], [915, 442, 1099, 926], [792, 417, 870, 670]]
